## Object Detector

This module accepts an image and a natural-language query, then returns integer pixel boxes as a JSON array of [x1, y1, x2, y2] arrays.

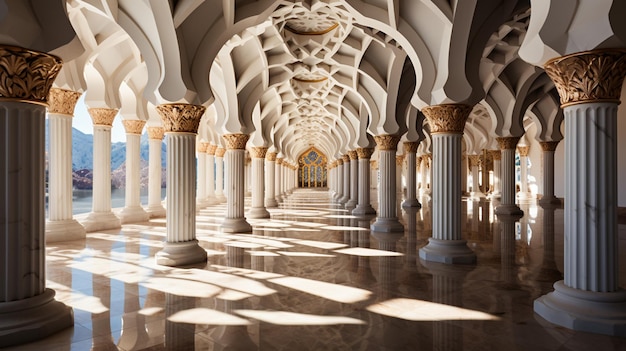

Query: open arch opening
[[298, 147, 328, 188]]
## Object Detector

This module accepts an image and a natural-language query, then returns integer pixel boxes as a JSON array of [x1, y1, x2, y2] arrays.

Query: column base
[[419, 238, 476, 264], [81, 211, 121, 232], [221, 217, 253, 233], [248, 207, 270, 219], [471, 191, 486, 200], [495, 204, 524, 216], [196, 199, 209, 209], [45, 219, 85, 243], [345, 199, 358, 210], [265, 198, 279, 208], [517, 192, 533, 200], [118, 206, 150, 224], [0, 289, 73, 348], [339, 195, 350, 204], [489, 191, 501, 200], [370, 217, 404, 233], [538, 196, 561, 206], [155, 239, 207, 266], [205, 196, 220, 206], [352, 204, 376, 216], [146, 205, 166, 218], [534, 281, 626, 337], [402, 199, 422, 208], [216, 194, 227, 203]]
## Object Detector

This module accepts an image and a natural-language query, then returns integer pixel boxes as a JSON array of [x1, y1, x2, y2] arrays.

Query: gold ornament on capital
[[396, 155, 405, 166], [197, 142, 209, 153], [348, 150, 358, 160], [422, 104, 472, 134], [266, 152, 277, 161], [206, 144, 217, 155], [276, 157, 284, 165], [517, 146, 530, 157], [468, 155, 481, 167], [356, 147, 374, 159], [539, 141, 560, 152], [403, 141, 419, 153], [342, 155, 350, 162], [215, 147, 226, 157], [489, 149, 501, 160], [147, 127, 165, 140], [48, 88, 81, 116], [250, 146, 268, 158], [122, 120, 146, 135], [156, 103, 206, 133], [89, 108, 118, 126], [496, 137, 520, 150], [374, 134, 401, 150], [223, 134, 249, 150]]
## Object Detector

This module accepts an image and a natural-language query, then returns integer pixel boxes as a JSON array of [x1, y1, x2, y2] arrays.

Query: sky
[[73, 95, 128, 143]]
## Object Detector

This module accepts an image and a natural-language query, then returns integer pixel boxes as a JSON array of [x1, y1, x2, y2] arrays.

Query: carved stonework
[[276, 158, 284, 165], [370, 160, 378, 170], [540, 141, 560, 152], [348, 150, 358, 160], [403, 141, 419, 153], [267, 152, 277, 161], [544, 49, 626, 107], [197, 142, 209, 153], [48, 88, 81, 116], [356, 147, 374, 159], [122, 120, 146, 135], [0, 45, 62, 105], [223, 134, 250, 150], [250, 146, 268, 158], [156, 103, 206, 133], [422, 104, 472, 134], [496, 137, 520, 150], [336, 159, 343, 165], [396, 155, 405, 166], [89, 108, 118, 126], [374, 134, 401, 151], [207, 144, 217, 155], [147, 127, 165, 140], [489, 149, 501, 161], [342, 155, 350, 162], [215, 147, 226, 157], [468, 155, 481, 167], [417, 156, 423, 165], [517, 146, 530, 157]]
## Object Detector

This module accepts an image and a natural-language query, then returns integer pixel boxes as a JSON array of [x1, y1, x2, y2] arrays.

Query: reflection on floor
[[9, 189, 626, 350]]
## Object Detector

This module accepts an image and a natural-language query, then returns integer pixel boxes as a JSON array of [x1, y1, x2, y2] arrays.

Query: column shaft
[[495, 138, 523, 216], [221, 135, 252, 233], [119, 123, 149, 223], [249, 149, 270, 218], [147, 131, 165, 217], [265, 155, 277, 207], [371, 136, 403, 233], [197, 144, 207, 208], [402, 148, 420, 208], [539, 142, 560, 205], [353, 151, 375, 215], [206, 148, 218, 205], [215, 153, 225, 202]]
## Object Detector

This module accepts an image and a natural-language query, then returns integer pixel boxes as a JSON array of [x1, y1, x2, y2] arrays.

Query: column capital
[[223, 133, 249, 149], [206, 144, 217, 155], [540, 141, 560, 152], [197, 142, 209, 153], [517, 145, 530, 157], [374, 134, 401, 150], [215, 147, 226, 157], [417, 155, 423, 164], [48, 88, 81, 116], [250, 146, 268, 158], [422, 104, 472, 134], [544, 49, 626, 108], [370, 159, 378, 170], [88, 108, 118, 126], [0, 45, 62, 105], [403, 141, 419, 153], [156, 103, 205, 133], [396, 155, 405, 166], [468, 154, 481, 167], [356, 147, 374, 159], [496, 136, 520, 150], [147, 126, 165, 140], [276, 157, 284, 165], [336, 158, 343, 165], [266, 152, 277, 161], [489, 149, 501, 160], [122, 120, 146, 135], [348, 150, 358, 160], [342, 154, 350, 163]]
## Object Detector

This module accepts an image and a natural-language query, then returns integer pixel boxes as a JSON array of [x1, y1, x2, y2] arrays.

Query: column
[[538, 141, 560, 205], [396, 155, 404, 194], [154, 104, 207, 266], [346, 150, 359, 209], [249, 146, 270, 218], [468, 155, 485, 199], [0, 45, 73, 347], [333, 159, 343, 202], [490, 149, 502, 199], [275, 157, 283, 203], [82, 108, 121, 232], [119, 120, 149, 223], [420, 155, 431, 196], [205, 144, 219, 205], [265, 152, 278, 207], [517, 145, 531, 200], [495, 137, 523, 215], [339, 155, 350, 203], [215, 147, 226, 203], [221, 134, 253, 233], [534, 49, 626, 336], [45, 88, 86, 242], [196, 142, 209, 208], [419, 104, 476, 264], [402, 142, 421, 208], [146, 127, 166, 217], [371, 135, 404, 232], [461, 154, 468, 196]]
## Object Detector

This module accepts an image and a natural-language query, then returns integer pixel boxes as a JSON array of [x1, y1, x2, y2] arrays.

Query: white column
[[490, 150, 502, 199], [346, 151, 359, 209], [275, 158, 283, 203], [215, 147, 226, 203], [538, 141, 560, 205], [420, 155, 432, 196], [353, 148, 376, 216], [495, 137, 523, 215], [419, 104, 475, 264], [469, 154, 485, 199], [45, 88, 86, 242], [460, 154, 468, 195], [249, 147, 270, 218], [221, 134, 253, 233], [82, 108, 121, 232], [0, 46, 72, 347], [396, 155, 404, 194], [205, 144, 218, 205], [340, 155, 351, 203], [265, 152, 278, 207], [371, 135, 404, 232], [334, 160, 344, 202], [196, 142, 209, 208], [517, 145, 531, 200], [119, 120, 149, 223], [402, 142, 421, 208], [146, 127, 166, 217], [155, 104, 207, 266]]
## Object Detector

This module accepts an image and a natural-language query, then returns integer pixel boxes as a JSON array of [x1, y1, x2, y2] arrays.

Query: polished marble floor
[[7, 189, 626, 350]]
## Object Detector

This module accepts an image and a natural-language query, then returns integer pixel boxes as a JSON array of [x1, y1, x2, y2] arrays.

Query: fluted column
[[0, 45, 73, 347], [396, 155, 404, 194], [468, 155, 485, 199], [205, 144, 219, 205], [420, 155, 431, 196], [265, 152, 278, 207], [534, 50, 626, 336], [490, 150, 502, 199], [517, 145, 531, 200], [215, 147, 226, 203], [333, 159, 343, 202], [495, 137, 523, 215], [345, 151, 359, 209], [402, 142, 421, 208], [249, 147, 270, 218], [275, 157, 283, 203], [419, 104, 476, 264], [352, 148, 376, 216], [538, 141, 560, 205], [339, 155, 350, 203], [146, 127, 166, 217], [82, 108, 121, 232], [119, 120, 149, 223], [45, 88, 86, 242], [196, 142, 209, 208], [221, 134, 253, 233], [371, 135, 404, 232], [154, 104, 207, 266]]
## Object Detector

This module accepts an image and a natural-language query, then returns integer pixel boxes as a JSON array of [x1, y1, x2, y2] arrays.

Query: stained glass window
[[298, 147, 327, 188]]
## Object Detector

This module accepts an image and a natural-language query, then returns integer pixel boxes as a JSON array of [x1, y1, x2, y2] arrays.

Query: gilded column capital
[[276, 157, 284, 165], [207, 144, 217, 155], [517, 146, 530, 157], [250, 146, 268, 158], [336, 158, 343, 165], [374, 134, 401, 150], [89, 108, 118, 126], [197, 142, 209, 153], [417, 156, 423, 164], [489, 149, 502, 161], [539, 141, 560, 152], [147, 127, 165, 140], [356, 147, 374, 159], [266, 152, 277, 161], [215, 147, 226, 157], [468, 155, 481, 167], [0, 45, 62, 105], [422, 104, 472, 134], [223, 133, 249, 150], [342, 155, 350, 163], [156, 103, 205, 133], [403, 141, 419, 153], [396, 155, 405, 166], [496, 137, 520, 150], [348, 150, 358, 160], [370, 160, 378, 170], [122, 120, 146, 135], [544, 49, 626, 107], [48, 88, 81, 116]]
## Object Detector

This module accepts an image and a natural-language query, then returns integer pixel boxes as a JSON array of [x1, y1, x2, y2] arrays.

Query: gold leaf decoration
[[422, 104, 472, 134], [156, 103, 205, 133]]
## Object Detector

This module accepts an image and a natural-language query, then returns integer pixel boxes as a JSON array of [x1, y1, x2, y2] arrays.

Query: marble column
[[333, 159, 343, 202], [205, 144, 219, 205], [402, 142, 421, 208], [396, 155, 404, 195], [371, 135, 404, 232], [346, 151, 359, 210], [82, 108, 121, 232], [155, 104, 207, 266], [419, 104, 476, 264], [353, 148, 376, 216], [495, 137, 523, 215], [275, 157, 283, 203], [0, 45, 73, 347], [215, 147, 226, 203], [249, 146, 270, 218], [196, 142, 209, 208], [538, 141, 560, 205], [533, 49, 626, 336], [490, 149, 502, 199], [339, 155, 350, 204], [146, 127, 166, 217], [45, 88, 86, 242], [517, 145, 531, 200], [265, 152, 278, 207], [468, 155, 485, 199], [221, 134, 253, 233], [119, 120, 149, 223], [461, 154, 468, 196], [420, 155, 431, 196]]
